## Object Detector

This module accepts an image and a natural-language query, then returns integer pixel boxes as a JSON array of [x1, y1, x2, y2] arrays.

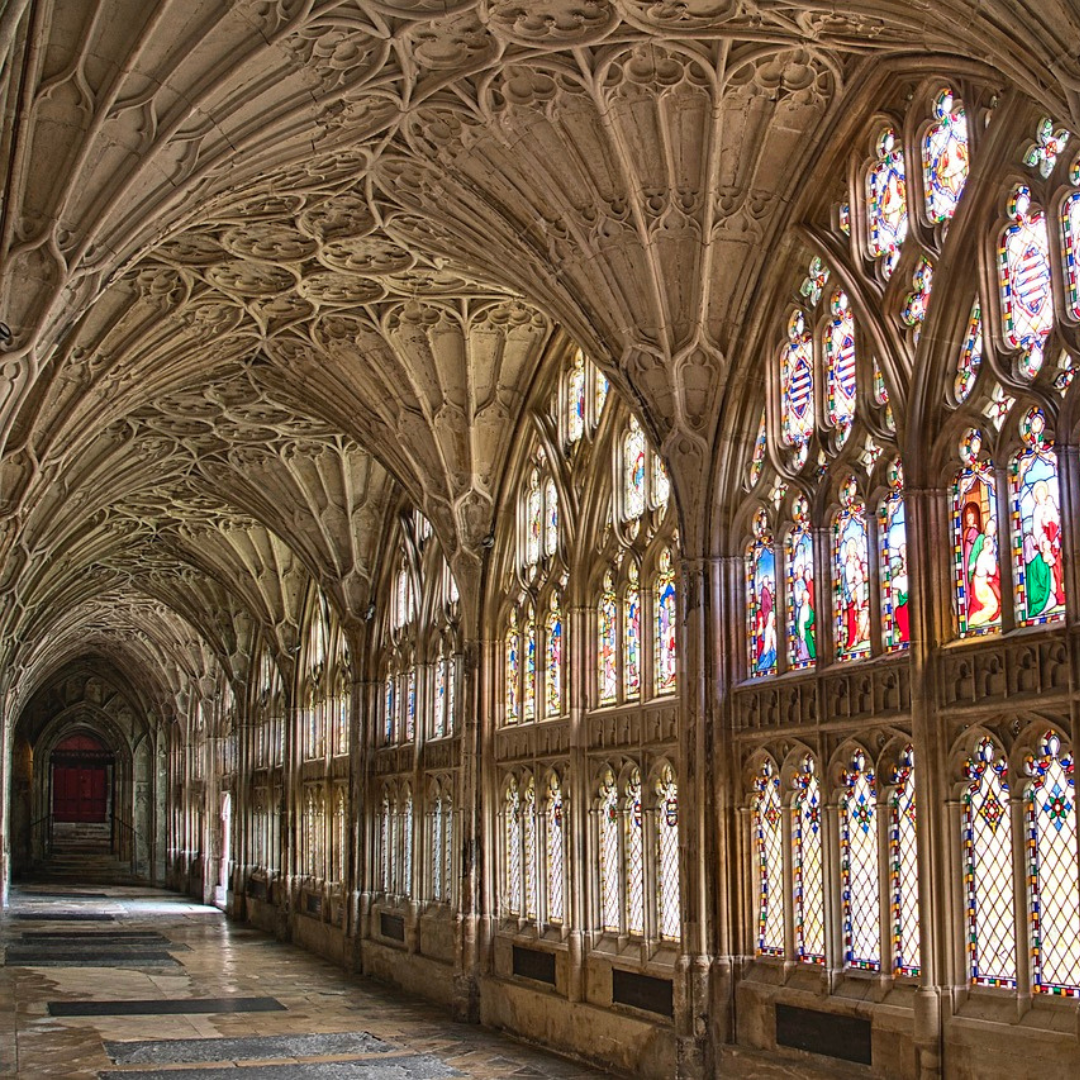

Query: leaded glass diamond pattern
[[657, 767, 680, 942], [506, 779, 522, 916], [891, 747, 920, 976], [523, 779, 538, 921], [546, 777, 565, 925], [841, 751, 880, 970], [1026, 735, 1080, 995], [432, 795, 445, 901], [626, 771, 645, 936], [965, 740, 1017, 987], [753, 762, 785, 956], [600, 775, 620, 932], [401, 793, 413, 898], [793, 757, 825, 963]]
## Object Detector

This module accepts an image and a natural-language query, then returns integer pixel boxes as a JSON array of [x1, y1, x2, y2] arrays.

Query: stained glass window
[[866, 126, 908, 278], [652, 455, 671, 508], [568, 350, 586, 444], [1023, 116, 1070, 178], [442, 791, 453, 902], [506, 778, 522, 917], [523, 609, 537, 720], [523, 777, 538, 920], [879, 460, 910, 652], [432, 788, 446, 901], [840, 750, 880, 970], [655, 549, 677, 694], [626, 769, 645, 936], [599, 771, 620, 932], [544, 477, 558, 558], [624, 563, 641, 699], [405, 667, 416, 741], [781, 311, 814, 460], [834, 477, 871, 660], [546, 773, 565, 924], [545, 592, 562, 717], [753, 761, 784, 956], [748, 408, 767, 489], [1063, 159, 1080, 319], [395, 567, 411, 630], [380, 788, 391, 892], [506, 609, 520, 723], [964, 738, 1016, 987], [747, 508, 778, 677], [786, 495, 817, 669], [656, 765, 680, 942], [624, 418, 647, 520], [793, 755, 825, 963], [446, 656, 456, 735], [434, 655, 447, 739], [384, 677, 395, 742], [999, 185, 1054, 378], [522, 472, 540, 572], [1012, 407, 1066, 626], [955, 298, 983, 403], [824, 290, 857, 440], [891, 746, 920, 977], [801, 255, 830, 306], [598, 571, 618, 705], [953, 429, 1002, 636], [923, 87, 969, 223], [1025, 732, 1080, 995], [401, 788, 413, 897], [902, 257, 934, 344], [596, 371, 609, 419]]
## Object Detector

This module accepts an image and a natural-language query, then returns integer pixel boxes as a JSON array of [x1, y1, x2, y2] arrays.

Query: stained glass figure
[[873, 357, 889, 406], [747, 509, 778, 677], [793, 755, 825, 963], [1062, 158, 1080, 320], [544, 478, 558, 558], [955, 298, 983, 403], [599, 571, 618, 705], [839, 201, 851, 236], [824, 290, 857, 438], [599, 771, 620, 932], [867, 127, 908, 278], [625, 563, 642, 699], [1023, 116, 1070, 178], [506, 778, 522, 916], [447, 656, 456, 734], [626, 769, 645, 936], [800, 256, 830, 307], [1011, 407, 1066, 625], [833, 477, 872, 660], [656, 765, 680, 941], [523, 609, 537, 721], [923, 87, 969, 223], [405, 667, 416, 741], [546, 773, 565, 924], [653, 454, 671, 508], [545, 592, 563, 717], [781, 311, 814, 457], [434, 655, 447, 739], [506, 609, 520, 723], [526, 469, 542, 566], [394, 567, 410, 630], [753, 761, 785, 956], [568, 350, 586, 444], [596, 371, 609, 420], [999, 185, 1054, 377], [1025, 732, 1080, 995], [523, 777, 538, 920], [891, 746, 920, 976], [902, 257, 934, 344], [384, 677, 395, 742], [841, 749, 880, 970], [880, 460, 910, 651], [624, 418, 647, 520], [786, 495, 817, 669], [655, 549, 678, 694], [964, 738, 1017, 987], [748, 408, 767, 489], [953, 430, 1002, 636]]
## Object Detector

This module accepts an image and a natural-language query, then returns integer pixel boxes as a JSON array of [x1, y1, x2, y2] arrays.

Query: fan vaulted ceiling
[[0, 0, 1076, 720]]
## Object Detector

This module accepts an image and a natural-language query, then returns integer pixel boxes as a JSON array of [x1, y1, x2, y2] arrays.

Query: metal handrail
[[110, 814, 138, 872], [28, 813, 52, 857]]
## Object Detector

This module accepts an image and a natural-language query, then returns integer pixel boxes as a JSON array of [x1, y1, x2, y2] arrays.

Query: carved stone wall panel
[[420, 739, 461, 771], [495, 720, 571, 763], [940, 633, 1072, 711]]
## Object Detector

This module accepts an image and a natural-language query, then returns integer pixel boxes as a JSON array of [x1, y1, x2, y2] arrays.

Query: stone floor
[[0, 884, 614, 1079]]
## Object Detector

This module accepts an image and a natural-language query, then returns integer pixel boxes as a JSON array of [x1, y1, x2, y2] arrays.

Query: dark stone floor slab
[[15, 912, 114, 921], [98, 1056, 462, 1079], [19, 931, 170, 942], [104, 1032, 392, 1065], [18, 890, 109, 898], [18, 956, 181, 968], [6, 947, 182, 966], [50, 996, 286, 1017], [8, 940, 187, 953]]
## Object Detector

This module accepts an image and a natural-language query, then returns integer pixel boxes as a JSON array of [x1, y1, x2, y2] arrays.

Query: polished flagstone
[[0, 885, 614, 1078]]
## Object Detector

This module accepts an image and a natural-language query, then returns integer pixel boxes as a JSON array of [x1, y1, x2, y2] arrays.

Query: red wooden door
[[53, 763, 107, 821]]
